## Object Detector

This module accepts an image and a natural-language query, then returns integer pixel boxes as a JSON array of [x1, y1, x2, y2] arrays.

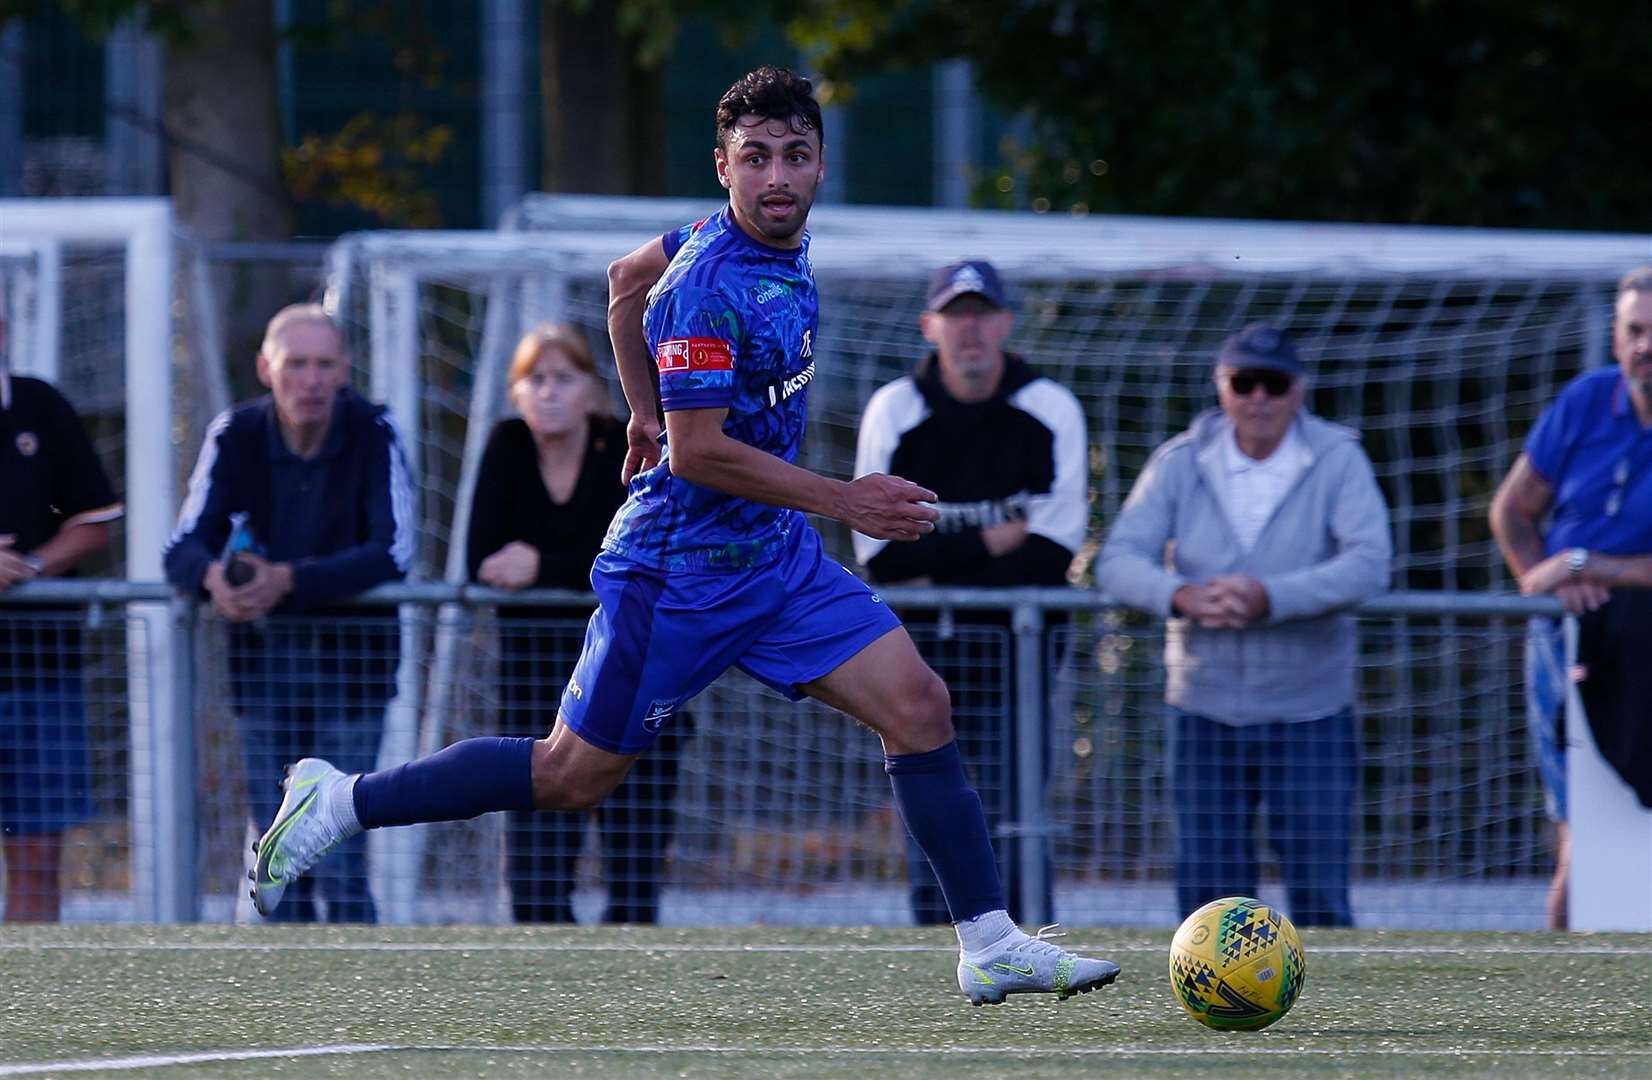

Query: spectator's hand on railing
[[1207, 574, 1271, 627], [0, 535, 40, 591], [1172, 582, 1247, 629], [205, 554, 292, 621], [478, 541, 541, 591], [1519, 552, 1610, 613]]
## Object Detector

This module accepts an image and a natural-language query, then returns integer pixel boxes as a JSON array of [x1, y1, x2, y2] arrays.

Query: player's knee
[[887, 668, 953, 748]]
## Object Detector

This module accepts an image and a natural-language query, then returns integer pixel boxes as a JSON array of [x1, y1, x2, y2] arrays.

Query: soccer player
[[251, 66, 1119, 1004]]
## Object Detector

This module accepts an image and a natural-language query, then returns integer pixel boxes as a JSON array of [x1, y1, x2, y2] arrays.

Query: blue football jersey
[[602, 207, 819, 572]]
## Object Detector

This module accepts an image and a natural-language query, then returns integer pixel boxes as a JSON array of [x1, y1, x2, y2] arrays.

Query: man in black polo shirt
[[0, 323, 123, 922], [164, 304, 414, 923], [853, 261, 1090, 925]]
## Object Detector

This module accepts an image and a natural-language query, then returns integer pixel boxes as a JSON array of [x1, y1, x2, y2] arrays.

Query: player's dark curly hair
[[715, 66, 823, 149]]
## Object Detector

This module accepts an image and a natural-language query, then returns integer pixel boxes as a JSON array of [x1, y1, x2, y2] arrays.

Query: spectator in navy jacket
[[164, 304, 414, 923]]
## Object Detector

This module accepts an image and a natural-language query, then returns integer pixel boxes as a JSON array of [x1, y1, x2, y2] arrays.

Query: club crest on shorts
[[15, 431, 39, 457], [643, 698, 682, 733]]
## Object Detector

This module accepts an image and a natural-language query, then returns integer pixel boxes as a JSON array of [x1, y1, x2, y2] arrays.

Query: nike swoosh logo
[[258, 790, 319, 885], [994, 962, 1036, 977]]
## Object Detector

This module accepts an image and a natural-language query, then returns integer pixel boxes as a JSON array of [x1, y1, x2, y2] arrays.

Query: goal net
[[310, 196, 1645, 929]]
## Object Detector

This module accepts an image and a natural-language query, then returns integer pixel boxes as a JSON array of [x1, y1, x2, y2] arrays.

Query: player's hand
[[981, 520, 1028, 557], [622, 412, 663, 484], [839, 474, 940, 542], [0, 535, 38, 591], [1171, 583, 1245, 629], [478, 541, 540, 591], [1206, 574, 1270, 626]]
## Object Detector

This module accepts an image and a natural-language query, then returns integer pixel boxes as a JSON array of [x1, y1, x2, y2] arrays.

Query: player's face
[[715, 115, 823, 248], [1614, 289, 1652, 401], [921, 295, 1014, 387], [259, 320, 348, 430], [1217, 364, 1304, 456], [512, 347, 599, 441]]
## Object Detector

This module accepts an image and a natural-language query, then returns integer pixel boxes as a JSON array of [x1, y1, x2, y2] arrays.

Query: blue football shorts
[[560, 523, 902, 755], [0, 678, 94, 837]]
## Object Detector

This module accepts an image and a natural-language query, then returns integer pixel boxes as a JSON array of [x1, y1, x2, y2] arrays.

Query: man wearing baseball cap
[[854, 260, 1090, 925], [1100, 322, 1393, 927]]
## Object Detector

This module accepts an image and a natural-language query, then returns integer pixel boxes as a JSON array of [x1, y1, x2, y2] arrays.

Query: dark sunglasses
[[1226, 369, 1295, 397]]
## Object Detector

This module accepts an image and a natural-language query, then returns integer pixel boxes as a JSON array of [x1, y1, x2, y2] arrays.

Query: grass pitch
[[2, 925, 1648, 1078]]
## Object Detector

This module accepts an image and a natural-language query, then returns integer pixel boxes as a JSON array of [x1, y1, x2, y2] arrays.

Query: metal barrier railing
[[2, 581, 1563, 927]]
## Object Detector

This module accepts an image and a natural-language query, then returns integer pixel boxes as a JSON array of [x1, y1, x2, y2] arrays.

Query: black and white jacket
[[853, 353, 1088, 586]]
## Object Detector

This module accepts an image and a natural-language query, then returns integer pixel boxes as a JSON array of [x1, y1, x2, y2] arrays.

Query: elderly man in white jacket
[[1099, 323, 1392, 927]]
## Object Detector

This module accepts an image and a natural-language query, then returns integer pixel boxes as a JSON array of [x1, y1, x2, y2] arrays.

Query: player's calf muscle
[[529, 734, 633, 810]]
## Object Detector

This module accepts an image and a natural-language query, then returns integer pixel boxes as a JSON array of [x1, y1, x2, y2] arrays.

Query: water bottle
[[223, 513, 257, 586]]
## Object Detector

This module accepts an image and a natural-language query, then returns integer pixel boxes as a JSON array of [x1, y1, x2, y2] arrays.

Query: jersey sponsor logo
[[764, 361, 816, 408], [566, 676, 583, 701], [657, 337, 734, 374], [753, 279, 786, 304], [14, 431, 38, 457]]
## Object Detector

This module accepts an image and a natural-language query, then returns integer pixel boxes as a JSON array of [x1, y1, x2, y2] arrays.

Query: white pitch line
[[0, 1044, 392, 1076], [456, 1044, 1651, 1058], [0, 941, 1647, 956], [4, 1042, 1648, 1075]]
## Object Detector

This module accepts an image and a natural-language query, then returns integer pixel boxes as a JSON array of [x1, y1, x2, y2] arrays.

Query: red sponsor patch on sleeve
[[656, 338, 734, 374]]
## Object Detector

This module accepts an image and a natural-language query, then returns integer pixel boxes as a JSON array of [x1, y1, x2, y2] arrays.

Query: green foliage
[[777, 0, 1652, 229], [283, 113, 454, 228]]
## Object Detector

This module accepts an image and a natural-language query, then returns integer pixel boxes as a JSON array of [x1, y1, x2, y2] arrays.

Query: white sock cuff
[[956, 909, 1017, 954], [330, 774, 363, 836]]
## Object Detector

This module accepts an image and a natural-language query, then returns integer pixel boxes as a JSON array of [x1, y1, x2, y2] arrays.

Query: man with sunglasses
[[1490, 265, 1652, 930], [1099, 322, 1392, 927]]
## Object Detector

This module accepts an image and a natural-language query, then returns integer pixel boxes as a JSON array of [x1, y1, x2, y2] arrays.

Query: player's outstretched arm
[[607, 237, 671, 481], [667, 407, 938, 541]]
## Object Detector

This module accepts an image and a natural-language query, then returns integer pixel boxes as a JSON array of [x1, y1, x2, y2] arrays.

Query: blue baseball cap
[[926, 260, 1009, 312], [1216, 323, 1304, 375]]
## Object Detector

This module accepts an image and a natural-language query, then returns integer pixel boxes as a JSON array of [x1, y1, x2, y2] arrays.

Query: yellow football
[[1168, 896, 1306, 1031]]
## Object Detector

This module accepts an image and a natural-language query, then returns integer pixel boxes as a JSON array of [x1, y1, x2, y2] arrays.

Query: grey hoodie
[[1098, 409, 1392, 725]]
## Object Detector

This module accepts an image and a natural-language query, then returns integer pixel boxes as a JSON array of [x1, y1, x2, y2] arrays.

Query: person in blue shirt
[[249, 66, 1119, 1005], [165, 304, 415, 923], [1491, 264, 1652, 930]]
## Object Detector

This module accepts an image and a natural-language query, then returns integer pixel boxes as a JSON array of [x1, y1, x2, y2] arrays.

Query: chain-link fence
[[3, 582, 1556, 930]]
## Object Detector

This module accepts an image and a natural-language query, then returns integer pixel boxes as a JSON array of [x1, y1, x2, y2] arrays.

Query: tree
[[780, 0, 1652, 230]]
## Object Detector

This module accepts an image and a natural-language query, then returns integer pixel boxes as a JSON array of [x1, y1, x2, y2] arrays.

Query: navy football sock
[[886, 741, 1006, 922], [353, 736, 536, 829]]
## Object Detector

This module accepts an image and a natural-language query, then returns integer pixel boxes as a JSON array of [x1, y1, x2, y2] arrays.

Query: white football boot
[[250, 758, 359, 917], [957, 924, 1121, 1005]]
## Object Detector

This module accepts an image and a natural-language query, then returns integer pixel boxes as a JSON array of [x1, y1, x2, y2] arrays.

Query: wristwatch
[[20, 554, 44, 574], [1566, 547, 1589, 575]]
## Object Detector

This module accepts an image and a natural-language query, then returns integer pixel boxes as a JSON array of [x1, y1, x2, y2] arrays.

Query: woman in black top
[[466, 324, 691, 924]]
